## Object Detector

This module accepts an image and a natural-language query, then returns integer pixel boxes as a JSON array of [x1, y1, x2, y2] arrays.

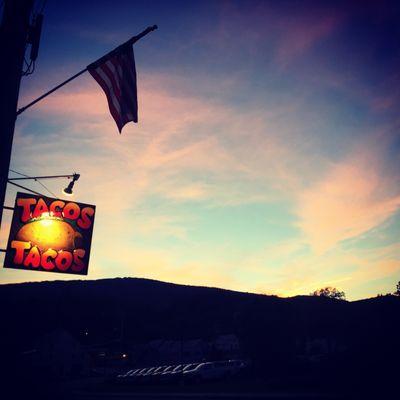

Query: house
[[132, 338, 210, 365], [131, 334, 241, 365], [212, 334, 240, 356], [35, 329, 86, 377]]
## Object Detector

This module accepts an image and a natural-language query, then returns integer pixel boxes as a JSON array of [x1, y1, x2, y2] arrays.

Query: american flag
[[87, 44, 138, 133]]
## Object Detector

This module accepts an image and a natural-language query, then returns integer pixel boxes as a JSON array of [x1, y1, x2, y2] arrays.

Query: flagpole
[[16, 68, 87, 116], [16, 25, 158, 116]]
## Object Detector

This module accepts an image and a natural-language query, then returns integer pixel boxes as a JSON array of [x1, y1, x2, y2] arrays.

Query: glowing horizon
[[0, 0, 399, 300]]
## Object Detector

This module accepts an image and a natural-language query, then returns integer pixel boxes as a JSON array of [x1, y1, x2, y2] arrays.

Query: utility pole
[[0, 0, 34, 230], [0, 5, 156, 231]]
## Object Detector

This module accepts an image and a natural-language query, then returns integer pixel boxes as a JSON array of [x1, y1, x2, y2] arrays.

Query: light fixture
[[62, 173, 80, 196], [8, 172, 81, 198]]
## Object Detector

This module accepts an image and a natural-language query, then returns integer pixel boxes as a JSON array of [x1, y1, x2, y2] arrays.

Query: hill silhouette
[[1, 277, 399, 396]]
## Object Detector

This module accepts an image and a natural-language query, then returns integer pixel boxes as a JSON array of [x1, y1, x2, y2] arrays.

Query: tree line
[[311, 280, 400, 300]]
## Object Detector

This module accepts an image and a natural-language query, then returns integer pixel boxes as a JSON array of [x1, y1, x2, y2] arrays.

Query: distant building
[[213, 334, 240, 354], [35, 329, 86, 377], [296, 336, 346, 363], [132, 334, 241, 366], [182, 338, 209, 361], [132, 338, 209, 365]]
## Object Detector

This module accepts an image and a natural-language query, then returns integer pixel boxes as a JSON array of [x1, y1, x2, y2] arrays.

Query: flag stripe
[[110, 56, 137, 112], [115, 54, 137, 105], [102, 61, 122, 101], [119, 54, 138, 121], [104, 60, 122, 97], [94, 66, 122, 114], [88, 45, 138, 132], [89, 68, 122, 128]]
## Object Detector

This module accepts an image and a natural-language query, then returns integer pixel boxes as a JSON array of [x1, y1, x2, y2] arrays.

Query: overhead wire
[[9, 168, 30, 178], [9, 168, 58, 198], [35, 179, 58, 198]]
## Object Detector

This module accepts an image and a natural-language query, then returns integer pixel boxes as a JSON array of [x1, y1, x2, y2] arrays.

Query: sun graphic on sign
[[16, 212, 82, 252], [5, 193, 96, 275]]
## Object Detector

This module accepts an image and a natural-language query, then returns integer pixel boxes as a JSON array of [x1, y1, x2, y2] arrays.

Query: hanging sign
[[4, 192, 95, 275]]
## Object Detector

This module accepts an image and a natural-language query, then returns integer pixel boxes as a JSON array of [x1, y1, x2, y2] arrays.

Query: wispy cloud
[[275, 14, 342, 68], [238, 237, 400, 300], [296, 137, 400, 253], [16, 71, 309, 209], [4, 5, 399, 303]]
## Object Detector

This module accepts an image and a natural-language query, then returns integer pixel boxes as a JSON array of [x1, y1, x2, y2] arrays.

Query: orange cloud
[[296, 144, 400, 253], [235, 237, 400, 300], [16, 71, 308, 210]]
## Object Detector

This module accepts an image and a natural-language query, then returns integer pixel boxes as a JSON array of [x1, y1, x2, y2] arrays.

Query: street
[[71, 391, 343, 400]]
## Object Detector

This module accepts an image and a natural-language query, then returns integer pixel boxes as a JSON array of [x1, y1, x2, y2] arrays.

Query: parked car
[[157, 365, 175, 376], [164, 363, 200, 383], [125, 367, 149, 382], [169, 363, 201, 384], [139, 366, 159, 384], [129, 367, 146, 377], [160, 364, 184, 382], [117, 369, 133, 379], [151, 365, 170, 376], [228, 360, 250, 375], [116, 368, 140, 380], [182, 363, 199, 373], [183, 360, 248, 383]]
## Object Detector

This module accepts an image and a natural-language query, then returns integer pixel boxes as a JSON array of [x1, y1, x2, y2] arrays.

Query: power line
[[35, 179, 58, 198], [9, 168, 30, 178], [9, 168, 58, 198]]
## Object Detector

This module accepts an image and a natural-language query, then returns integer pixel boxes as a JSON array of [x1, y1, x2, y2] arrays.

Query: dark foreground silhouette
[[1, 277, 399, 399]]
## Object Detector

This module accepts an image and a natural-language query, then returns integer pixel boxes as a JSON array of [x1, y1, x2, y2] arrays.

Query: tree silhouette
[[311, 287, 346, 300], [395, 281, 400, 296]]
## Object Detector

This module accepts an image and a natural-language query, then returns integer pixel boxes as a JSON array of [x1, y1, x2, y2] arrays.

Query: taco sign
[[4, 192, 95, 275]]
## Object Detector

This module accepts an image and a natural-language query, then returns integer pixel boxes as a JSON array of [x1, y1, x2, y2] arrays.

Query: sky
[[0, 0, 399, 300]]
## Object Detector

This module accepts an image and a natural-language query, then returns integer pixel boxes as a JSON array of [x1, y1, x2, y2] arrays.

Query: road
[[71, 391, 343, 400]]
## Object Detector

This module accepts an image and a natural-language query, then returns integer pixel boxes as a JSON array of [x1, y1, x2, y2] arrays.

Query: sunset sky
[[1, 0, 399, 300]]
